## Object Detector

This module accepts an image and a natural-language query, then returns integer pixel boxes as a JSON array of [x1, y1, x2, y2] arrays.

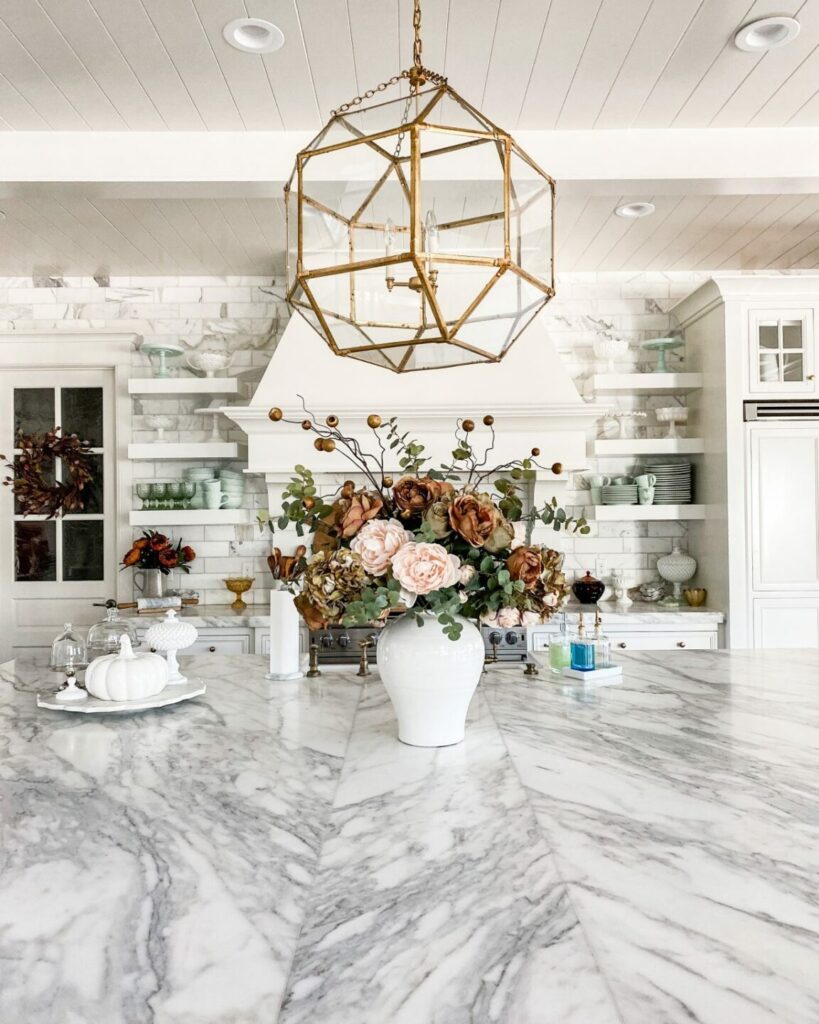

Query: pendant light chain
[[330, 0, 445, 117], [413, 0, 423, 73]]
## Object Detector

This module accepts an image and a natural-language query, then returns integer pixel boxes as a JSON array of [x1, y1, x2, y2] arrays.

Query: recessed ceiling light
[[734, 16, 800, 52], [223, 18, 284, 54], [615, 202, 655, 219]]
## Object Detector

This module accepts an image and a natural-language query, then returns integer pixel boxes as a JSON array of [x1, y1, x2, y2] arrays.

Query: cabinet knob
[[208, 645, 216, 653], [618, 641, 627, 649], [677, 640, 686, 648], [150, 647, 156, 653]]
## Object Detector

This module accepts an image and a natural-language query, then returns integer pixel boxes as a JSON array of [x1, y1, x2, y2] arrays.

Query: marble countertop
[[1, 648, 815, 1023], [120, 600, 724, 629]]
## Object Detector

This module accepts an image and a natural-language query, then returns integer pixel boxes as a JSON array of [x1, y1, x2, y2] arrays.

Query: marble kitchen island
[[1, 650, 817, 1024]]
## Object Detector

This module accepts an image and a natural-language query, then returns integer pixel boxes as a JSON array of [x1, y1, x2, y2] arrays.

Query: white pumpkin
[[85, 635, 168, 702]]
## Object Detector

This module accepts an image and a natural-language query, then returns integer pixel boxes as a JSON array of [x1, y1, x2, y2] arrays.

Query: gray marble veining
[[1, 649, 817, 1023]]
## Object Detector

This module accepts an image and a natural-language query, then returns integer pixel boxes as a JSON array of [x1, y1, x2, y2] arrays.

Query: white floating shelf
[[592, 438, 704, 456], [129, 509, 257, 526], [589, 504, 705, 521], [128, 442, 245, 460], [128, 377, 239, 396], [589, 372, 703, 394]]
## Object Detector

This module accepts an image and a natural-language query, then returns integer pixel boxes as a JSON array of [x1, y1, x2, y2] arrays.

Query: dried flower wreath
[[1, 429, 95, 518]]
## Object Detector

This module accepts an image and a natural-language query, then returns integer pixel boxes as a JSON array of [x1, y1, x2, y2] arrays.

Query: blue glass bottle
[[570, 611, 596, 672]]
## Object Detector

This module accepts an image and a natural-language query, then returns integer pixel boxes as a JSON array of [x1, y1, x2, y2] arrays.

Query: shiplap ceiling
[[0, 192, 817, 276], [0, 0, 816, 130]]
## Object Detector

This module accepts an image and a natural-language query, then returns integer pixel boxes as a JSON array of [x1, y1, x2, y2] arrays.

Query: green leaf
[[480, 555, 495, 573]]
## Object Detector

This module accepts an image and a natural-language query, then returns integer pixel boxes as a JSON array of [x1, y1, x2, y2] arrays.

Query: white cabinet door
[[747, 308, 815, 395], [748, 425, 819, 591], [753, 598, 819, 648]]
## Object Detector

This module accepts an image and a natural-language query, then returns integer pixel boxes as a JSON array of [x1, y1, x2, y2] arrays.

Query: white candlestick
[[266, 587, 303, 680]]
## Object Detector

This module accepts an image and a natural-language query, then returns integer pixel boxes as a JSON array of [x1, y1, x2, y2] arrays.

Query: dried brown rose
[[338, 490, 383, 539], [423, 496, 453, 538], [484, 517, 515, 554], [392, 477, 452, 519], [507, 546, 543, 589], [448, 492, 502, 548]]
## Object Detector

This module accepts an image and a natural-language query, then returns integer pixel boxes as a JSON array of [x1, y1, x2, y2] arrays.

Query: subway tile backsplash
[[1, 270, 711, 604]]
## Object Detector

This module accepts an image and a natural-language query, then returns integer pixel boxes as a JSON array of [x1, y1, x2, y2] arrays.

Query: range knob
[[337, 633, 351, 648], [367, 632, 380, 645], [505, 630, 519, 646], [488, 630, 502, 646], [319, 633, 334, 648]]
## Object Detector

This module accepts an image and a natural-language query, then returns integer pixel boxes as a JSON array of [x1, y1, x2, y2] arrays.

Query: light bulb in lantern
[[424, 209, 439, 254], [384, 217, 396, 278]]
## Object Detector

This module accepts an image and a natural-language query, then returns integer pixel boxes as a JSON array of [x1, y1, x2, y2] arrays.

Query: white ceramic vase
[[376, 612, 484, 747]]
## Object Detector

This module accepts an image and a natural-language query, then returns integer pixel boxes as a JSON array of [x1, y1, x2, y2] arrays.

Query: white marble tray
[[36, 679, 206, 714]]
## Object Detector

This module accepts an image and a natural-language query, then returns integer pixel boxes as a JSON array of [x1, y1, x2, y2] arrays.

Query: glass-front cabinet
[[0, 368, 114, 659], [747, 308, 815, 395]]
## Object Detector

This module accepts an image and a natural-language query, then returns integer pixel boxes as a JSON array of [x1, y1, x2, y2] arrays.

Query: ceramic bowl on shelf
[[186, 348, 234, 377], [593, 337, 630, 372], [683, 587, 707, 607], [655, 406, 688, 438]]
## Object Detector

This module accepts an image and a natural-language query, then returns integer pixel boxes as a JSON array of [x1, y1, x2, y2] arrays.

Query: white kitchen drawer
[[256, 628, 308, 656], [609, 632, 715, 651], [139, 630, 252, 656], [529, 628, 716, 652]]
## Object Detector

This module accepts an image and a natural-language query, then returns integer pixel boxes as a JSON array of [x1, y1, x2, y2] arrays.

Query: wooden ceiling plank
[[557, 195, 620, 268], [295, 0, 359, 123], [349, 0, 399, 98], [122, 199, 206, 272], [59, 196, 162, 271], [245, 0, 321, 129], [686, 194, 780, 269], [612, 194, 712, 270], [711, 0, 819, 126], [480, 0, 550, 128], [606, 197, 683, 270], [136, 0, 245, 129], [726, 194, 819, 267], [88, 0, 207, 128], [6, 197, 101, 270], [0, 0, 125, 128], [443, 0, 500, 116], [634, 0, 760, 128], [153, 198, 225, 268], [595, 0, 703, 128], [190, 0, 283, 130], [557, 0, 654, 129], [519, 0, 602, 128], [646, 195, 743, 269], [0, 18, 88, 128], [672, 0, 802, 128], [36, 0, 166, 129]]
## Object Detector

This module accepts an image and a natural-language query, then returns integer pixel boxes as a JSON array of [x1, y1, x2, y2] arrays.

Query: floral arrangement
[[267, 402, 588, 640], [121, 531, 196, 575], [1, 428, 96, 518]]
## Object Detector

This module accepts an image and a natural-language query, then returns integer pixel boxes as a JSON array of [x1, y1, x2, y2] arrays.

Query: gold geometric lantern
[[284, 0, 555, 373]]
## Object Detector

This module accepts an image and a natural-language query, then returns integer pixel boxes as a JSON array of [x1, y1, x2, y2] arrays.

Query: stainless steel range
[[308, 624, 528, 665]]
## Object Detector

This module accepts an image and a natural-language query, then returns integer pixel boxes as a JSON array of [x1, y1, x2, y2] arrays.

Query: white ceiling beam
[[0, 128, 817, 196]]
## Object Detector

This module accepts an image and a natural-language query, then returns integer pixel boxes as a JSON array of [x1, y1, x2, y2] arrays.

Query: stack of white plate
[[602, 484, 638, 505], [644, 461, 693, 504]]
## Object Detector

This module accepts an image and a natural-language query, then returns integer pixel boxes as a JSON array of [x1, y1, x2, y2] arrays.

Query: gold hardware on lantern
[[284, 0, 556, 374]]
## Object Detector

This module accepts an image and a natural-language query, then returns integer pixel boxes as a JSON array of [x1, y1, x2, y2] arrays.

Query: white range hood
[[228, 312, 600, 486]]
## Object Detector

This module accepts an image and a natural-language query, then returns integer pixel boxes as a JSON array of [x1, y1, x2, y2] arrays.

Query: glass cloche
[[49, 622, 88, 702], [87, 600, 138, 661]]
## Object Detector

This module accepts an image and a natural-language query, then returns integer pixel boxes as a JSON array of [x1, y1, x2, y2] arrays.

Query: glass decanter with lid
[[87, 600, 138, 661], [49, 623, 88, 702], [593, 610, 611, 669]]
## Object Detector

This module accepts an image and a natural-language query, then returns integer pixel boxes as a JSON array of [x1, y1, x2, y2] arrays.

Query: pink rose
[[390, 541, 460, 595], [480, 609, 500, 626], [497, 607, 521, 627], [521, 610, 541, 626], [351, 518, 413, 576], [459, 564, 477, 585], [511, 522, 527, 550]]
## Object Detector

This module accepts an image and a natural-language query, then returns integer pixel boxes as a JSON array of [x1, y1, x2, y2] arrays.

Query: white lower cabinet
[[529, 625, 719, 652], [138, 629, 252, 656], [752, 598, 819, 648]]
